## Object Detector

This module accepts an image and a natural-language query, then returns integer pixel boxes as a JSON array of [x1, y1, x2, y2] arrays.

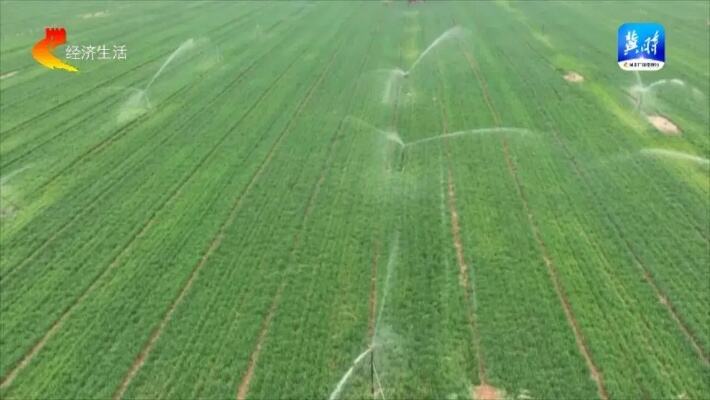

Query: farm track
[[114, 15, 361, 398], [235, 18, 381, 398], [1, 9, 314, 282], [0, 17, 316, 389], [236, 288, 282, 400], [454, 22, 609, 400]]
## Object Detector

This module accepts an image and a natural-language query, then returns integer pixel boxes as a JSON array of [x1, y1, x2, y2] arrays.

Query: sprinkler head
[[402, 72, 409, 78]]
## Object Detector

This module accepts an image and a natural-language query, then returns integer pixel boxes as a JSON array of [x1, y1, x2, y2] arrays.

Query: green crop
[[1, 1, 707, 399]]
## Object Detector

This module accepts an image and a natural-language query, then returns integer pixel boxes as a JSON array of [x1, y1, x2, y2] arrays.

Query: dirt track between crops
[[447, 170, 468, 289], [438, 95, 489, 396], [368, 242, 380, 339], [237, 288, 282, 400], [642, 270, 708, 364]]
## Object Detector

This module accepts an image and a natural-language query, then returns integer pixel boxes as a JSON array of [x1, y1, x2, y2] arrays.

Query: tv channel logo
[[32, 27, 78, 72], [32, 26, 128, 73], [618, 22, 665, 71]]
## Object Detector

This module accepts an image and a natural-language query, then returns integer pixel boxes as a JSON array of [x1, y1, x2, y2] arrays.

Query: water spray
[[145, 38, 196, 91], [345, 116, 405, 147], [374, 232, 399, 337], [347, 117, 534, 150], [405, 26, 466, 76], [116, 38, 196, 122], [378, 26, 466, 104], [630, 72, 703, 114], [328, 347, 374, 400], [640, 148, 710, 167], [406, 127, 533, 147], [381, 69, 406, 105]]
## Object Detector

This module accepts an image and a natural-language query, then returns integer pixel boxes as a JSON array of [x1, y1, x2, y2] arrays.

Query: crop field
[[1, 1, 708, 399]]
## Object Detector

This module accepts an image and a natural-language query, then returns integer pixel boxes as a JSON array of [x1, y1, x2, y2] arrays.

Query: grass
[[1, 1, 708, 399]]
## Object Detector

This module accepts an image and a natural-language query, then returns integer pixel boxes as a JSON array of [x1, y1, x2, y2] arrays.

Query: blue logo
[[618, 22, 665, 71]]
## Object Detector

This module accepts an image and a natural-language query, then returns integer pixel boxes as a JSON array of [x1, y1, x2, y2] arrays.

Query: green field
[[1, 1, 708, 399]]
